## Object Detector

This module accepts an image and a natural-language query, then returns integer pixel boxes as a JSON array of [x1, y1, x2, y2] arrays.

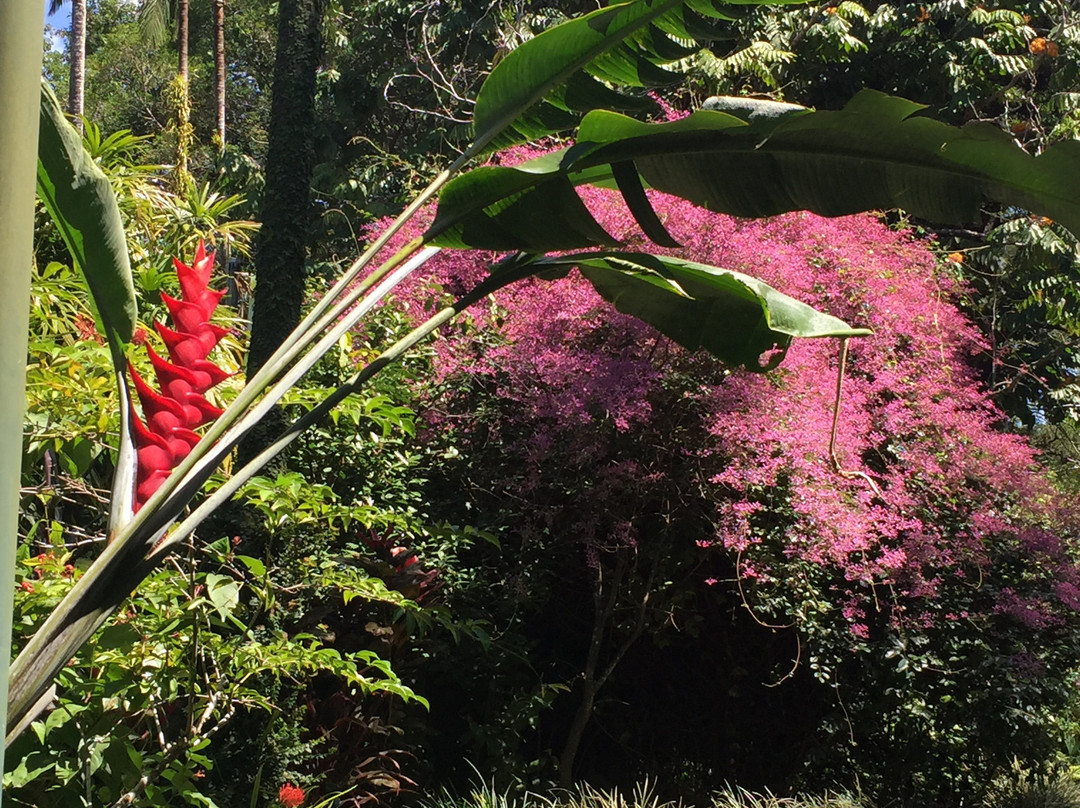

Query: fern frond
[[697, 41, 794, 88], [835, 1, 870, 23]]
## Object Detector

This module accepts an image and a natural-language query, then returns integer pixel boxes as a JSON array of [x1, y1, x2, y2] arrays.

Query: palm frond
[[138, 0, 173, 48]]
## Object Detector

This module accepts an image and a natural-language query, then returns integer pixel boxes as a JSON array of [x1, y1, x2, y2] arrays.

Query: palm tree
[[177, 0, 189, 82], [213, 0, 226, 152], [139, 0, 194, 186], [246, 0, 327, 379], [49, 0, 87, 131], [138, 0, 196, 85]]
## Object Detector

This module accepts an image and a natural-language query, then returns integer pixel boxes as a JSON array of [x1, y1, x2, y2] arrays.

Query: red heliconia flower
[[278, 783, 305, 807], [156, 316, 230, 365], [174, 241, 217, 304], [129, 364, 187, 433], [146, 345, 228, 400], [129, 241, 229, 510]]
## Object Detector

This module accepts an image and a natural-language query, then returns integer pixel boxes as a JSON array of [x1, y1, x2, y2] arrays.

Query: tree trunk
[[246, 0, 326, 377], [558, 674, 599, 790], [213, 0, 226, 152], [67, 0, 86, 131], [557, 552, 653, 790], [171, 0, 193, 190], [177, 0, 189, 84]]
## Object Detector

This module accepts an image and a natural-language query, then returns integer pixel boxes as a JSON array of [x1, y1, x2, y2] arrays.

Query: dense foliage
[[687, 0, 1080, 432], [15, 0, 1080, 805], [44, 0, 1080, 438], [14, 135, 439, 807]]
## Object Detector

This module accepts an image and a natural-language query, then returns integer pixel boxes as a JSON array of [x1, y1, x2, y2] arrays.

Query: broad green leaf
[[427, 153, 622, 249], [431, 163, 617, 250], [528, 252, 871, 370], [429, 90, 1080, 249], [471, 0, 807, 149], [37, 81, 136, 344], [93, 622, 142, 651], [42, 702, 88, 736], [17, 94, 143, 733], [205, 573, 241, 620], [236, 555, 267, 578], [3, 752, 54, 789], [585, 91, 1080, 232]]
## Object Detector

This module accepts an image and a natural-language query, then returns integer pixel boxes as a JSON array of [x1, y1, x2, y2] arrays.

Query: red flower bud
[[176, 392, 224, 430], [132, 411, 175, 473], [160, 289, 226, 334], [155, 308, 229, 362], [173, 241, 215, 298], [147, 345, 228, 398]]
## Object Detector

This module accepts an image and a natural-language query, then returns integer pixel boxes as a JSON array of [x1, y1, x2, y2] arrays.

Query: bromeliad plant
[[11, 0, 1080, 744]]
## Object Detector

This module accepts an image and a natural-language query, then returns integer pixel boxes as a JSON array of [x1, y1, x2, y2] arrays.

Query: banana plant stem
[[0, 0, 46, 766]]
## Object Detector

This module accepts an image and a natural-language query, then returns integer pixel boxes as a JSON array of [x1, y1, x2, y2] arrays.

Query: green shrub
[[986, 777, 1080, 808]]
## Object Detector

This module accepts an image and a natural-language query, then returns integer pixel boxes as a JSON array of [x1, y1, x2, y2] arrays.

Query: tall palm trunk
[[67, 0, 87, 131], [137, 0, 194, 185], [47, 0, 87, 131], [177, 0, 189, 83], [213, 0, 226, 152], [173, 0, 192, 188], [246, 0, 327, 379]]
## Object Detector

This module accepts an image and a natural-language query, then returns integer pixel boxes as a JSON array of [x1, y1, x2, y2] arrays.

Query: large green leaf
[[526, 252, 870, 370], [430, 90, 1080, 249], [9, 84, 140, 740], [471, 0, 806, 149], [37, 81, 136, 344]]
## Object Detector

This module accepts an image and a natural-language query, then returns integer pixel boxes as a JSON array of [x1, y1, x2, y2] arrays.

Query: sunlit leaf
[[528, 252, 871, 370], [37, 81, 136, 345], [432, 90, 1080, 249]]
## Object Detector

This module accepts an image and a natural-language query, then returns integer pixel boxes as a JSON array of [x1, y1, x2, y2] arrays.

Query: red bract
[[129, 241, 228, 510]]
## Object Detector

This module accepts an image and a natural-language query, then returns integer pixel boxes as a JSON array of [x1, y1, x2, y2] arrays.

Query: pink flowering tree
[[11, 0, 1080, 757], [372, 178, 1080, 798]]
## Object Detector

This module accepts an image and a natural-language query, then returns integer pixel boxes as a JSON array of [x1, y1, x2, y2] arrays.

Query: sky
[[44, 0, 70, 29], [44, 1, 70, 53]]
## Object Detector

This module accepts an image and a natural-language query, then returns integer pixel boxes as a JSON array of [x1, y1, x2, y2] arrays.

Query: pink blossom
[[363, 148, 1079, 646]]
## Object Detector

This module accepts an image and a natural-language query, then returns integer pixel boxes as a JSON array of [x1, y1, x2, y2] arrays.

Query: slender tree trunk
[[246, 0, 326, 378], [177, 0, 189, 84], [558, 552, 654, 789], [213, 0, 226, 152], [559, 666, 600, 790], [68, 0, 86, 131], [171, 0, 193, 190], [558, 562, 614, 790]]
